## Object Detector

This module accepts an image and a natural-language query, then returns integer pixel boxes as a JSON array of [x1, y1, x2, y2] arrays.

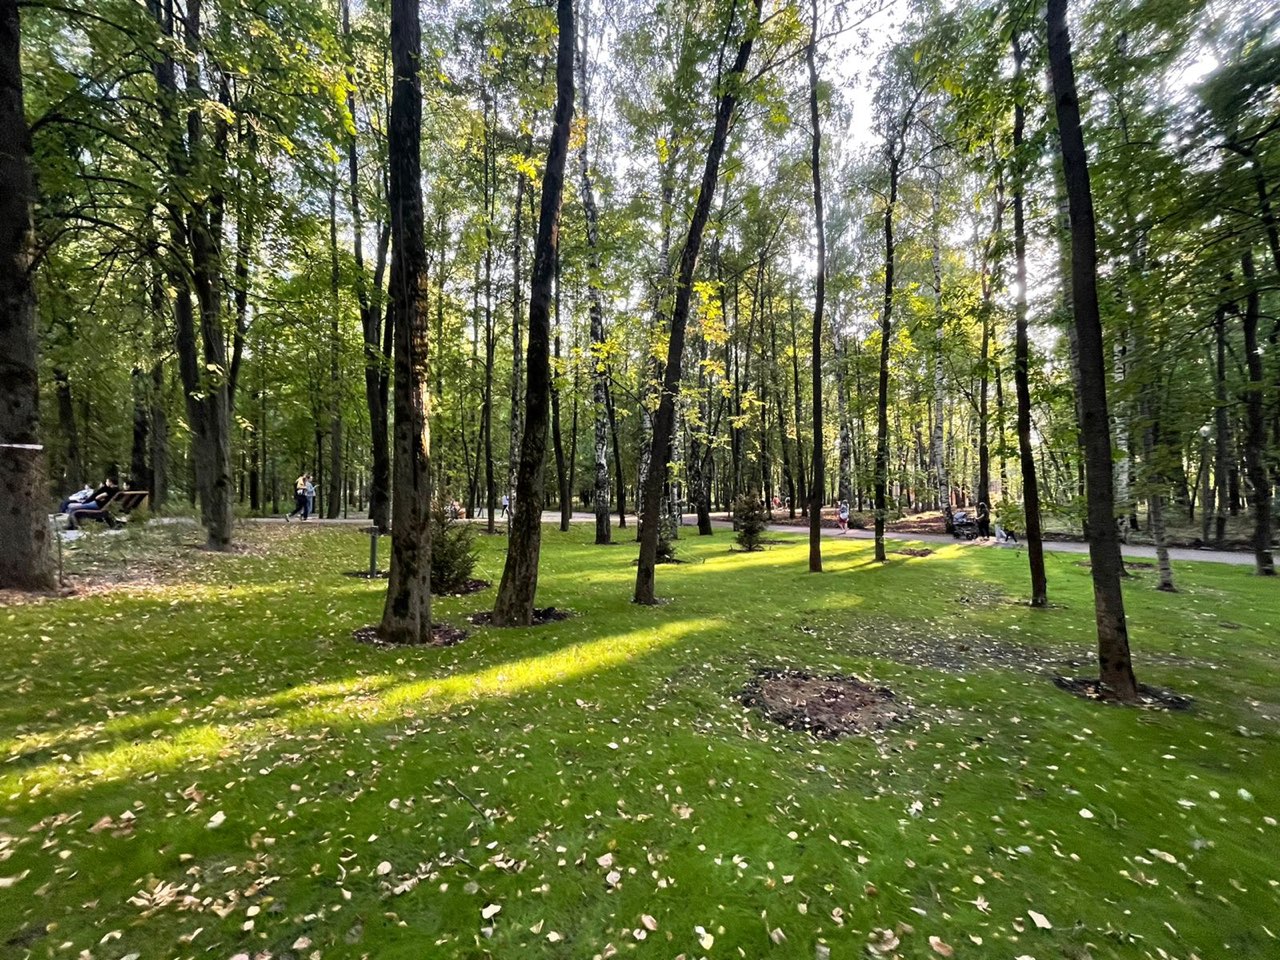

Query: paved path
[[248, 511, 1257, 566]]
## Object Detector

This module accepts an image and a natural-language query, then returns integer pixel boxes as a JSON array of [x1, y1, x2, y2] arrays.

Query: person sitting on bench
[[58, 483, 95, 514], [67, 478, 121, 529]]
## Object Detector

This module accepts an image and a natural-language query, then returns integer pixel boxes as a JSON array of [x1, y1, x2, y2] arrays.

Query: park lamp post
[[1198, 423, 1212, 546]]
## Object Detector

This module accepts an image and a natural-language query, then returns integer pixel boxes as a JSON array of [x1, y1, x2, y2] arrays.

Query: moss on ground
[[1, 522, 1277, 959]]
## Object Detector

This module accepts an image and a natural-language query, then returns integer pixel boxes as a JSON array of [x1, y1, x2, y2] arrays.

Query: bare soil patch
[[468, 606, 572, 627], [740, 668, 906, 739], [894, 547, 934, 558], [352, 623, 468, 647], [1052, 676, 1193, 710]]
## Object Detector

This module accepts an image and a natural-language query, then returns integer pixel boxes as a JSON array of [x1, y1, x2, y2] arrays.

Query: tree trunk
[[806, 0, 825, 573], [551, 252, 570, 532], [327, 173, 343, 518], [493, 0, 575, 626], [930, 174, 948, 511], [636, 0, 761, 604], [578, 0, 611, 545], [0, 0, 56, 590], [1047, 0, 1138, 701], [53, 368, 81, 489], [378, 0, 432, 644], [130, 367, 150, 490], [874, 137, 904, 563], [1240, 250, 1275, 575], [509, 169, 527, 503], [605, 377, 626, 527], [1011, 31, 1047, 606], [1213, 304, 1231, 546], [150, 359, 169, 510]]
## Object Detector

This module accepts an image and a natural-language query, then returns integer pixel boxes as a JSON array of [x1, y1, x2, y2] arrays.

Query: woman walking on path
[[286, 473, 312, 521], [837, 500, 850, 534]]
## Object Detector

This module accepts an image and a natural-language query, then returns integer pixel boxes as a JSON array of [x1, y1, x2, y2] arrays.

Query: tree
[[1047, 0, 1138, 701], [1010, 28, 1047, 607], [579, 0, 611, 546], [806, 0, 826, 574], [0, 0, 56, 591], [378, 0, 432, 645], [635, 0, 762, 605], [493, 0, 576, 627]]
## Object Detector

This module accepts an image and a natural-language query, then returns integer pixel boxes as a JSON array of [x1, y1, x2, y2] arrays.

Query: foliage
[[430, 500, 480, 593], [733, 494, 769, 550]]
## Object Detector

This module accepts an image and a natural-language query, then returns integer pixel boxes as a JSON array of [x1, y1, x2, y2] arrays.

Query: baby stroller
[[951, 509, 979, 540]]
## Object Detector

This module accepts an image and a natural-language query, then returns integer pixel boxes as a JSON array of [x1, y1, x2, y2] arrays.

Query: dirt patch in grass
[[352, 623, 468, 647], [1052, 676, 1193, 710], [343, 570, 390, 579], [894, 547, 934, 558], [468, 606, 572, 627], [740, 668, 906, 738]]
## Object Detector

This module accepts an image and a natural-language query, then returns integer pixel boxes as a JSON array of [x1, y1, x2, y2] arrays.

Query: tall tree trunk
[[0, 0, 56, 589], [551, 251, 570, 532], [150, 359, 169, 510], [345, 0, 390, 532], [509, 169, 528, 502], [806, 0, 825, 573], [605, 377, 626, 527], [1213, 305, 1231, 546], [1047, 0, 1138, 701], [493, 0, 575, 625], [789, 295, 808, 515], [53, 368, 81, 488], [874, 129, 906, 563], [378, 0, 432, 644], [130, 367, 150, 489], [636, 0, 761, 604], [578, 0, 611, 545], [1011, 31, 1046, 606], [481, 91, 498, 533], [930, 173, 948, 511], [1240, 250, 1275, 575], [327, 173, 343, 518]]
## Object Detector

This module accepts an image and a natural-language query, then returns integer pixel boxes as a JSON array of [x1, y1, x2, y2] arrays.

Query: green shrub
[[431, 501, 480, 592], [734, 494, 769, 551]]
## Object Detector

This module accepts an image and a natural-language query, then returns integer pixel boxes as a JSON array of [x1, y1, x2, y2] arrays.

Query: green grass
[[1, 522, 1278, 959]]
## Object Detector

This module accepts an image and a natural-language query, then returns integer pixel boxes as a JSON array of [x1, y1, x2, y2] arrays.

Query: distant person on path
[[976, 501, 991, 538], [501, 493, 510, 519], [305, 476, 316, 518], [286, 473, 312, 521], [837, 500, 850, 533]]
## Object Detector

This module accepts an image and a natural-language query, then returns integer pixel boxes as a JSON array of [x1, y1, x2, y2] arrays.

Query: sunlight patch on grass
[[3, 621, 706, 797]]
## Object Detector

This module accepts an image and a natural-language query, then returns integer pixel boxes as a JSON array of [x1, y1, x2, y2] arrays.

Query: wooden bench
[[65, 490, 148, 529]]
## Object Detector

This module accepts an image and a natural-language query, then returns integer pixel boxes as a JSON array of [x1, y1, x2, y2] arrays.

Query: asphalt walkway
[[249, 511, 1258, 566]]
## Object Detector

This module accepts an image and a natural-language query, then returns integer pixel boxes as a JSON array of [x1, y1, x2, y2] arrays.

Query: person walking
[[305, 476, 316, 519], [837, 499, 850, 534], [976, 501, 991, 538], [286, 473, 312, 521], [501, 493, 510, 519]]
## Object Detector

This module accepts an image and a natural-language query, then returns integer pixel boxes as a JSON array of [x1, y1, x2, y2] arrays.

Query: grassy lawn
[[1, 522, 1278, 960]]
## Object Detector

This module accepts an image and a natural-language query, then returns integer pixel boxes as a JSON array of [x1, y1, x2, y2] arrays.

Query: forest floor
[[2, 521, 1278, 959]]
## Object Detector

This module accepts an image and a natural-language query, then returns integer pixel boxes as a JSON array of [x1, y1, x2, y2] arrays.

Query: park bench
[[60, 489, 149, 530]]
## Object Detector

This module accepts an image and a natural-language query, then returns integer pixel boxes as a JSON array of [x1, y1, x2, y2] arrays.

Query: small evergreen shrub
[[431, 501, 480, 592], [734, 494, 769, 551]]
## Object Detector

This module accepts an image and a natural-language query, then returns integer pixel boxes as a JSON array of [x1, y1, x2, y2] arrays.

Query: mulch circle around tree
[[352, 623, 468, 647], [894, 547, 934, 557], [467, 606, 573, 627], [1052, 675, 1193, 710], [343, 570, 389, 579], [740, 668, 907, 739]]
